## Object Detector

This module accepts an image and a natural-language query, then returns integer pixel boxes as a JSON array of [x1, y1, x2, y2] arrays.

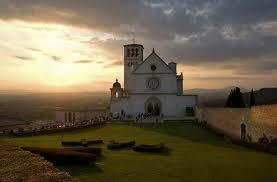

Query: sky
[[0, 0, 277, 92]]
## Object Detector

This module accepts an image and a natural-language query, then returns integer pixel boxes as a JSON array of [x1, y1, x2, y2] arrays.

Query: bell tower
[[123, 43, 144, 90]]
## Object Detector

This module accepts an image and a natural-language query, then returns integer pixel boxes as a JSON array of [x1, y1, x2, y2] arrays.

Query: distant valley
[[0, 87, 276, 121]]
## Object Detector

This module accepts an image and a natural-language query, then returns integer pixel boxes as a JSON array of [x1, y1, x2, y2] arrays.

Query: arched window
[[116, 92, 119, 98], [145, 97, 162, 115], [127, 49, 131, 57], [131, 49, 135, 57], [154, 103, 160, 115], [147, 103, 153, 114], [135, 48, 139, 56]]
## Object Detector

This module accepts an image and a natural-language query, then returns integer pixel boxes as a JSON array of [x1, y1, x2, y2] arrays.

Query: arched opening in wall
[[115, 92, 119, 98], [154, 103, 160, 115], [69, 112, 72, 122], [147, 103, 153, 114], [241, 123, 246, 141], [145, 97, 162, 116]]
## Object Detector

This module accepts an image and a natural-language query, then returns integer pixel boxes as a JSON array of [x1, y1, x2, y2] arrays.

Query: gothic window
[[135, 48, 139, 56], [116, 92, 119, 98], [131, 49, 135, 57], [127, 49, 131, 57]]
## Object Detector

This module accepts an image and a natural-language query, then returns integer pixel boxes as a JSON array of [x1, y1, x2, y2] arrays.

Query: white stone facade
[[110, 43, 197, 120]]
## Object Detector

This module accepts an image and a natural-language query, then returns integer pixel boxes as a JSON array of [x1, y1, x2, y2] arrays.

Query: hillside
[[185, 87, 277, 107]]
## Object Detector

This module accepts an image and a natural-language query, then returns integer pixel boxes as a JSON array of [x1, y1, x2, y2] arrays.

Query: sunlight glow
[[0, 20, 123, 92]]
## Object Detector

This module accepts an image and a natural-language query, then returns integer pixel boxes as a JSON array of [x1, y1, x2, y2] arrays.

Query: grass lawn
[[7, 123, 277, 182]]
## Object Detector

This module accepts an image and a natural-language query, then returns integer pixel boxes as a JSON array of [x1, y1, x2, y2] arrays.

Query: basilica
[[110, 43, 197, 120]]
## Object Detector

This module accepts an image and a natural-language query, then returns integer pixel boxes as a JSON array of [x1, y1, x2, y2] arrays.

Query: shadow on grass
[[107, 146, 135, 151], [127, 122, 238, 149], [58, 163, 103, 176], [97, 154, 107, 161]]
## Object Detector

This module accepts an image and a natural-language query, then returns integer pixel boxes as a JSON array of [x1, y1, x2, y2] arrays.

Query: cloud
[[110, 61, 123, 66], [188, 76, 253, 81], [74, 60, 93, 64], [13, 55, 34, 61], [51, 56, 62, 62], [1, 0, 277, 77], [103, 60, 123, 68], [25, 47, 42, 52]]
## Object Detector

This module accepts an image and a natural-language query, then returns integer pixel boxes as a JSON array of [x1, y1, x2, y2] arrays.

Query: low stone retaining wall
[[197, 104, 277, 143], [6, 122, 106, 137]]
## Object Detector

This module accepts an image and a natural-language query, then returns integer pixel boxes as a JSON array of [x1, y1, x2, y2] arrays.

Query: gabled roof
[[132, 49, 175, 74]]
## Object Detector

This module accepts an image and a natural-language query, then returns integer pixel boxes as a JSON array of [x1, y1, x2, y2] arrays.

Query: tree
[[225, 87, 246, 108], [225, 89, 233, 107], [250, 89, 256, 107]]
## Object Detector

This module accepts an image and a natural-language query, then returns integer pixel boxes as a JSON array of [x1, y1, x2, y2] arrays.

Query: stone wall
[[54, 109, 108, 123], [248, 105, 277, 142], [198, 104, 277, 142]]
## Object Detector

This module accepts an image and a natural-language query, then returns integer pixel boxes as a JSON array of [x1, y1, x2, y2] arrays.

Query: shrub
[[133, 143, 164, 153], [21, 147, 97, 165], [107, 141, 135, 150], [64, 147, 102, 156], [87, 140, 103, 145], [61, 141, 83, 147]]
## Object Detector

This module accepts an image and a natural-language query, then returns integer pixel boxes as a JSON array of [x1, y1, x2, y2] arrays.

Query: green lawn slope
[[8, 123, 277, 182]]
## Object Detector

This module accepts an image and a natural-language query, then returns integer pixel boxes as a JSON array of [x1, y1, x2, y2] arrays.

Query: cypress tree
[[225, 89, 233, 107], [250, 89, 256, 107], [225, 87, 245, 108]]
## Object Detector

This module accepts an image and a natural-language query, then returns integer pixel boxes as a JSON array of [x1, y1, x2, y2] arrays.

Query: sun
[[43, 62, 77, 87]]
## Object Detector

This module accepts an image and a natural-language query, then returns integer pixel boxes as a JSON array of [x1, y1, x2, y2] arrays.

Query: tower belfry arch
[[123, 43, 144, 90]]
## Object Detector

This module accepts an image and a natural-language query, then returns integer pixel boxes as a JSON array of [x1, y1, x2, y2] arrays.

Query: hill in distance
[[185, 87, 277, 107]]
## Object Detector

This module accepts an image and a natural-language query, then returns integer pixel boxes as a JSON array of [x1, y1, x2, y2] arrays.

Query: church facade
[[110, 43, 197, 120]]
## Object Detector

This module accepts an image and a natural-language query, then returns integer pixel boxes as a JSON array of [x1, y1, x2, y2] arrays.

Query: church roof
[[132, 49, 175, 74]]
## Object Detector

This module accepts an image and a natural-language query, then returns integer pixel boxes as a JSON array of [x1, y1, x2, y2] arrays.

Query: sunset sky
[[0, 0, 277, 92]]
